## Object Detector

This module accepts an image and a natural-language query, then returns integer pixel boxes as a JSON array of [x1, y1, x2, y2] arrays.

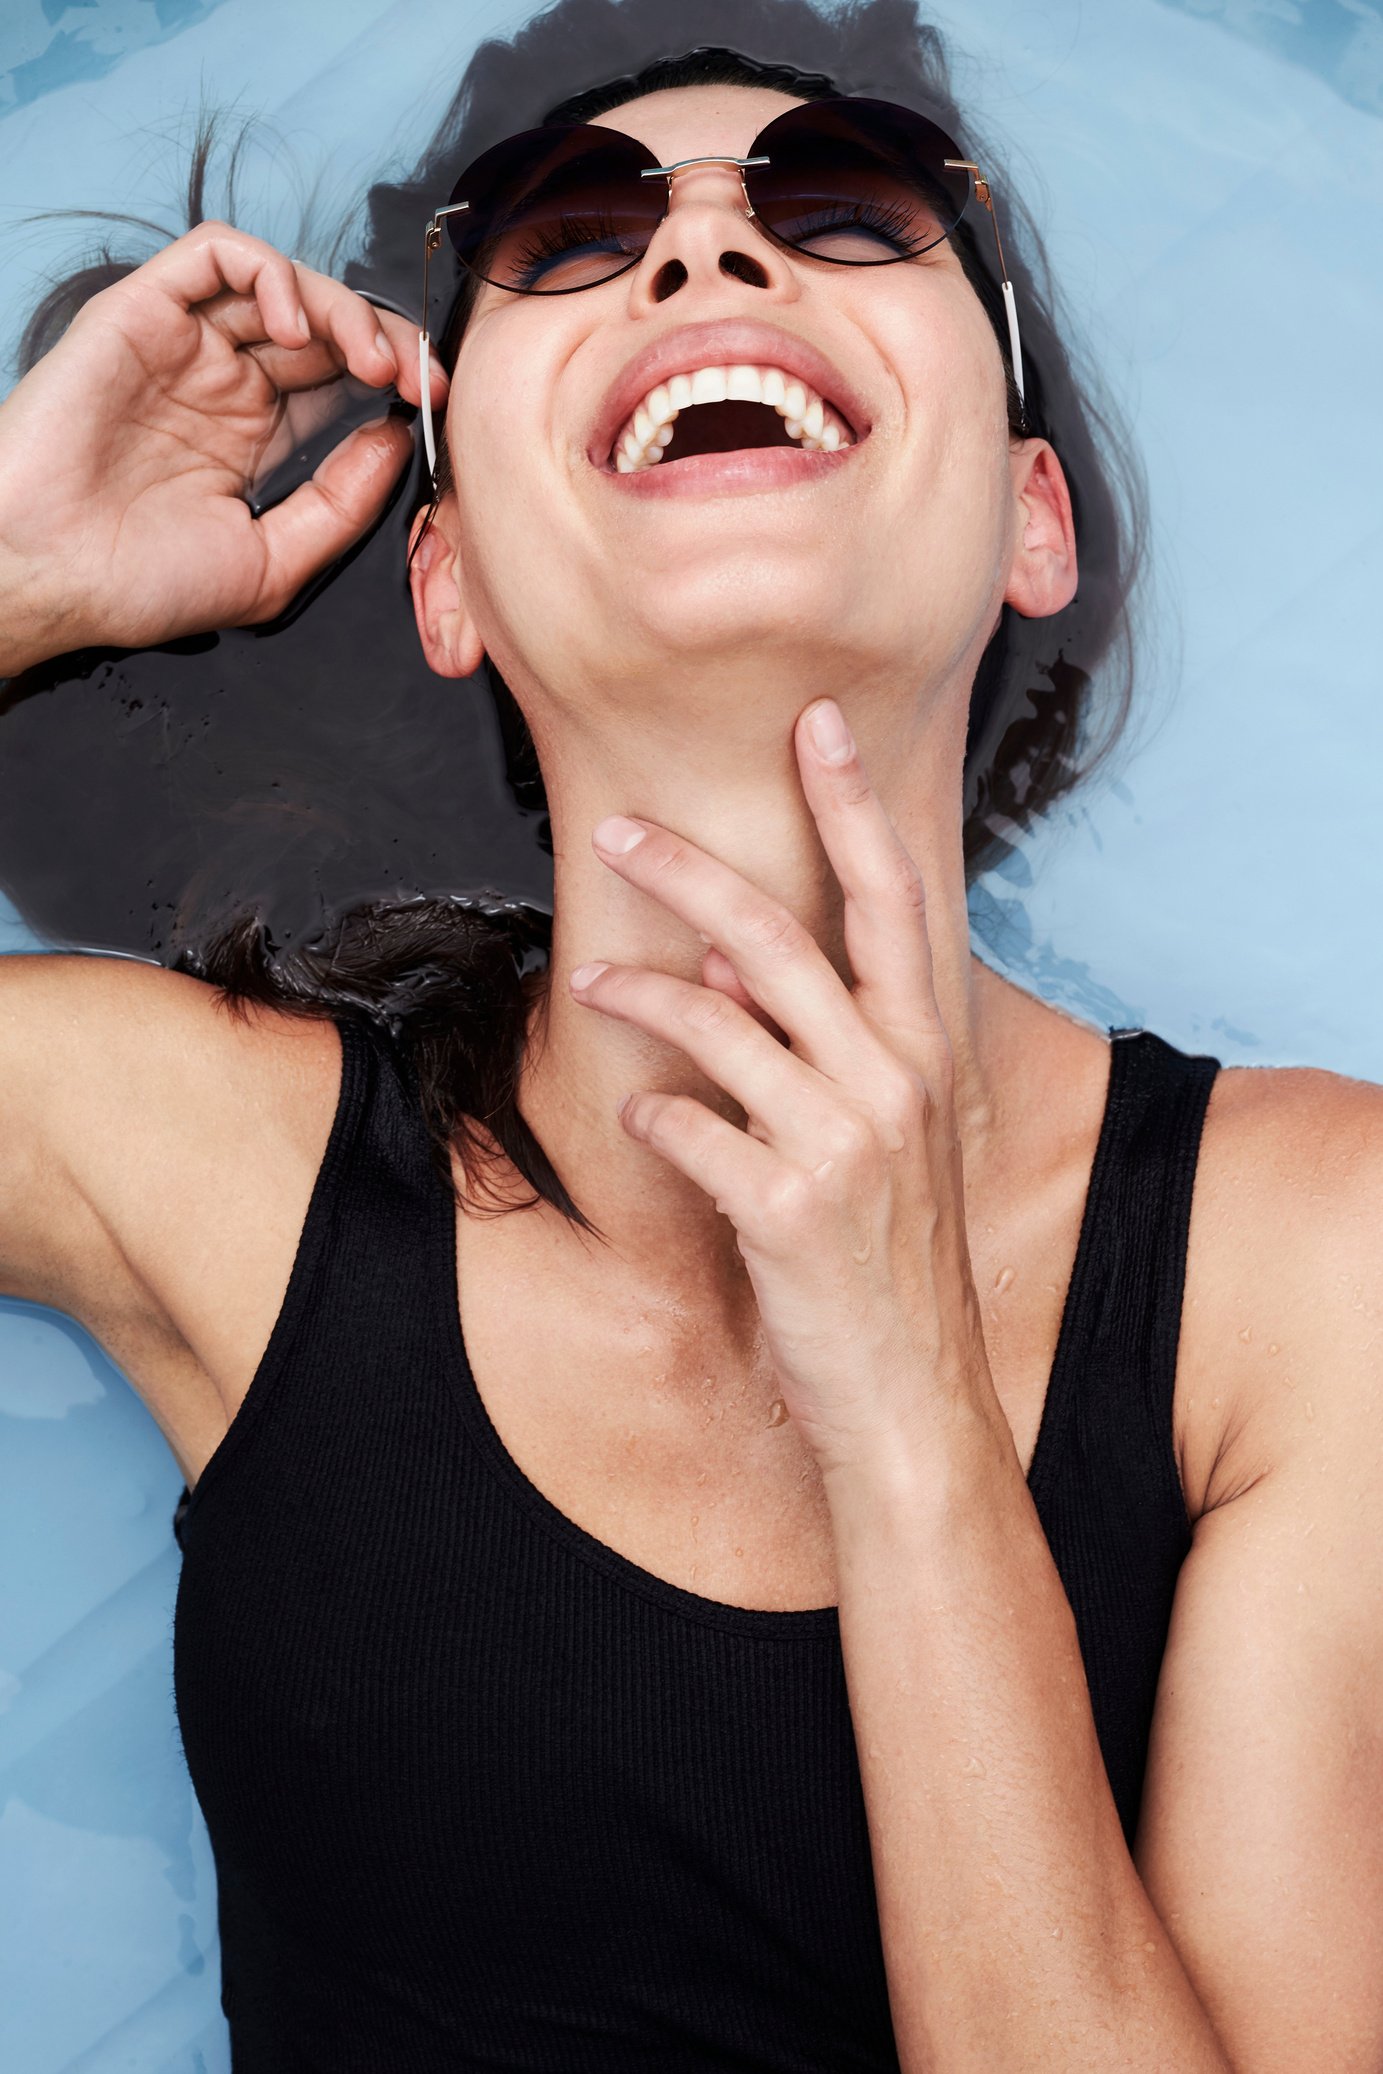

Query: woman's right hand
[[0, 220, 448, 674]]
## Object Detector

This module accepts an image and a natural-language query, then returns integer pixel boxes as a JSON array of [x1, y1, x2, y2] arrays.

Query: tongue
[[661, 399, 797, 462]]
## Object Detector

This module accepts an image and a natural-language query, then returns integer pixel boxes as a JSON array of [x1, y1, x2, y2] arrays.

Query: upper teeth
[[613, 363, 854, 472]]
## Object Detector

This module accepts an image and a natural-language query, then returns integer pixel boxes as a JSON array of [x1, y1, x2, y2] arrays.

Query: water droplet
[[734, 1546, 744, 1558], [1239, 1325, 1252, 1343], [767, 1398, 789, 1428], [962, 1754, 987, 1777], [1268, 1343, 1280, 1356], [994, 1264, 1016, 1295], [1304, 1399, 1316, 1421]]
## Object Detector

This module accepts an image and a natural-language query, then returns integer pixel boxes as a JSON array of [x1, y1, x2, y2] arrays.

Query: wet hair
[[6, 0, 1147, 1233]]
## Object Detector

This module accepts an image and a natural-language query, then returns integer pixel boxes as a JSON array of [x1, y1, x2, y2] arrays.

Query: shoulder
[[1136, 1053, 1383, 2067], [4, 950, 342, 1163], [0, 950, 343, 1312], [1179, 1052, 1383, 1516]]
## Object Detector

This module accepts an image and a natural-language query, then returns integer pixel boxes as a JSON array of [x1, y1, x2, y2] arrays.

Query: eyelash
[[506, 194, 930, 288], [509, 213, 639, 289]]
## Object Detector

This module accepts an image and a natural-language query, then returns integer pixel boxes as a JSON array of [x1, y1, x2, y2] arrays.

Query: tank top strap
[[336, 1011, 446, 1199], [171, 1012, 441, 1552], [1027, 1026, 1220, 1521], [1022, 1025, 1221, 1843], [1081, 1026, 1221, 1447]]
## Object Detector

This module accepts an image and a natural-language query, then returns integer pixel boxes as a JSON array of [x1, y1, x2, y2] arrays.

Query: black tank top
[[171, 1015, 1220, 2072]]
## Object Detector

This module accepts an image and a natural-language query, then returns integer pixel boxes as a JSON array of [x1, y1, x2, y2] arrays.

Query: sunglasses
[[417, 93, 1025, 477]]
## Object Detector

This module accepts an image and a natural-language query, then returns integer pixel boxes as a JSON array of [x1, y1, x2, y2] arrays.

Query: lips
[[587, 319, 873, 472]]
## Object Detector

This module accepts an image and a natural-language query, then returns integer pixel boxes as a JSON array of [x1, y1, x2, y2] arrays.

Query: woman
[[1, 2, 1379, 2068]]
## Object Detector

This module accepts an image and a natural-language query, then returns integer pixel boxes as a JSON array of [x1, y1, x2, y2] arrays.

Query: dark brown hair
[[12, 0, 1148, 1234]]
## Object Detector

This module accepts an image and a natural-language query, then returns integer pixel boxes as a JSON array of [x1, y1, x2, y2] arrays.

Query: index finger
[[138, 220, 317, 350], [588, 813, 871, 1086], [793, 699, 945, 1058]]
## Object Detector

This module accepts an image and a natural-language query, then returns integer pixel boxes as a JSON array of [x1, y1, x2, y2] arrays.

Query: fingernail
[[808, 699, 854, 764], [570, 961, 611, 989], [375, 330, 397, 371], [592, 815, 646, 854], [295, 305, 311, 341]]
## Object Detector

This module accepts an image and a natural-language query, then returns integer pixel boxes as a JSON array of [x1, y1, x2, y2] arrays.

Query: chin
[[623, 569, 864, 661]]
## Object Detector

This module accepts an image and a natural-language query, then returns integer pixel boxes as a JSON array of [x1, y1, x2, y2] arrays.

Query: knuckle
[[308, 473, 354, 526], [883, 853, 927, 916], [646, 838, 693, 883], [762, 1165, 816, 1230], [680, 988, 736, 1035], [877, 1073, 927, 1139], [822, 1107, 874, 1165], [245, 575, 295, 625], [740, 903, 801, 960]]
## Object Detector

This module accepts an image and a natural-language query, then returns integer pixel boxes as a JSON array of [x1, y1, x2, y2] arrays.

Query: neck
[[504, 661, 1010, 1302]]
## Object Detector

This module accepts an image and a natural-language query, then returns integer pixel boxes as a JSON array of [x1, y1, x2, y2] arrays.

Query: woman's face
[[421, 83, 1065, 713]]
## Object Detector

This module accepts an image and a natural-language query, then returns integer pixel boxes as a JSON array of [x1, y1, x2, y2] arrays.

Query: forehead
[[587, 83, 807, 160]]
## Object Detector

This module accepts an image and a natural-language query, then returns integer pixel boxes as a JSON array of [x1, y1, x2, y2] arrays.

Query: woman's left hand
[[568, 696, 995, 1484]]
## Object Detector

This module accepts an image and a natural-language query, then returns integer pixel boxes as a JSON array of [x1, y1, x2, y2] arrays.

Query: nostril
[[652, 259, 687, 305], [720, 250, 770, 287]]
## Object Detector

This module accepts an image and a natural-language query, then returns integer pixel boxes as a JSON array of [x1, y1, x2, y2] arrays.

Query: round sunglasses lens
[[745, 99, 970, 266], [446, 126, 664, 293]]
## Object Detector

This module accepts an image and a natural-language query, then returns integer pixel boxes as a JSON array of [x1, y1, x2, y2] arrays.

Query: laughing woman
[[1, 1, 1380, 2068]]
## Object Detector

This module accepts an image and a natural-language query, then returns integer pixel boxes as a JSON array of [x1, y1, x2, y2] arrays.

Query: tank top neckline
[[423, 1024, 1139, 1642]]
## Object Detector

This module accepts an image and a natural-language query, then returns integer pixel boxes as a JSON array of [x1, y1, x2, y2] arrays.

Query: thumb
[[244, 414, 414, 621]]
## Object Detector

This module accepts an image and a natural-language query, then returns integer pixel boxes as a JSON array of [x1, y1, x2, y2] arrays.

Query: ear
[[1002, 438, 1079, 621], [407, 502, 486, 679]]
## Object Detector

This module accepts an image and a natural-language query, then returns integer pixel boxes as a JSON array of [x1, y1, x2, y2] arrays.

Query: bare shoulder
[[1136, 1055, 1383, 2066], [1178, 1051, 1383, 1517], [0, 950, 342, 1317]]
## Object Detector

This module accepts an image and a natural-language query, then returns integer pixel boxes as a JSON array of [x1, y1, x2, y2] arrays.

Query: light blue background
[[2, 2, 1381, 2065]]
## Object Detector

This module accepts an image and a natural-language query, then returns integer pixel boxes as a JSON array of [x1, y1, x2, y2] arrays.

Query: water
[[1, 1, 1381, 2066]]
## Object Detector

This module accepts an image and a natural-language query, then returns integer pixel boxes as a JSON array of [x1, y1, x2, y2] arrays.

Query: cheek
[[876, 267, 1008, 446], [867, 286, 1015, 649], [895, 285, 1009, 501], [446, 339, 570, 626]]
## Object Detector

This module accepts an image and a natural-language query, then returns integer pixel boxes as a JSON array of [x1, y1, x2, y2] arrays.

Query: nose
[[628, 157, 787, 305]]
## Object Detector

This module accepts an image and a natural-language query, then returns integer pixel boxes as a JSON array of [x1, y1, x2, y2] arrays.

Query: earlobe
[[407, 508, 486, 679], [1003, 440, 1079, 622]]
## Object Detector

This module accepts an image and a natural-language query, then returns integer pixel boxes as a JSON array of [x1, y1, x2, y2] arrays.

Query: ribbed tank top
[[171, 1015, 1220, 2072]]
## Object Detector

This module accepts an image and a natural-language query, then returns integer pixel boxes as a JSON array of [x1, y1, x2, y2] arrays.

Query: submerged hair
[[12, 0, 1149, 1234]]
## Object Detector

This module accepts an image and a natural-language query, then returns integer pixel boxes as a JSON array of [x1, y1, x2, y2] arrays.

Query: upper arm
[[1134, 1073, 1383, 2072], [0, 952, 172, 1307], [0, 952, 298, 1312]]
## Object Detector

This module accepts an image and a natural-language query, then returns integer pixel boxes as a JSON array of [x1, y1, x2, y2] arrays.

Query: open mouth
[[608, 364, 860, 474]]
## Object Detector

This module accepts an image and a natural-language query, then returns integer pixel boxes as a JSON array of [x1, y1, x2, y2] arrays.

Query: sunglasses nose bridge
[[642, 152, 769, 220]]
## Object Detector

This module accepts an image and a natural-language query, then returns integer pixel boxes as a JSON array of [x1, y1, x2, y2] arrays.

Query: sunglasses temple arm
[[1002, 280, 1025, 414], [420, 329, 438, 477], [977, 178, 1026, 415], [419, 215, 450, 481]]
